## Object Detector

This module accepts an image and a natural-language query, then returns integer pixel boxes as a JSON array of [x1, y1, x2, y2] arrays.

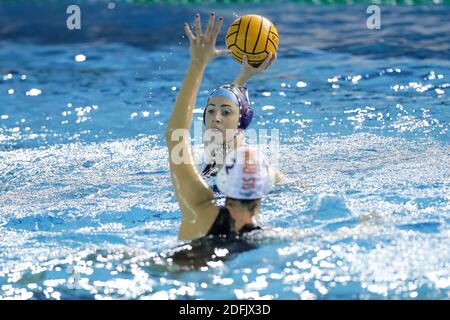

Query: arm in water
[[165, 13, 230, 241]]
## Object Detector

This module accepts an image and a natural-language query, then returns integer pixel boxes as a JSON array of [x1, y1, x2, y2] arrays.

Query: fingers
[[205, 12, 215, 37], [215, 48, 232, 58], [184, 23, 195, 42], [259, 52, 273, 70], [194, 13, 202, 36], [211, 16, 223, 43], [242, 54, 249, 66], [268, 51, 276, 67], [185, 12, 229, 61]]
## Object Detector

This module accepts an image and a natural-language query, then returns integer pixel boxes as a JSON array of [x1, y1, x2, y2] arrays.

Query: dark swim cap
[[203, 84, 253, 130]]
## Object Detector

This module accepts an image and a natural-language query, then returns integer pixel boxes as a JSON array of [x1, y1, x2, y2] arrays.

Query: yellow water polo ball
[[225, 14, 279, 67]]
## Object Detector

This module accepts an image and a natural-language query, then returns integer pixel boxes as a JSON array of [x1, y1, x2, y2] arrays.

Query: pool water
[[0, 1, 449, 299]]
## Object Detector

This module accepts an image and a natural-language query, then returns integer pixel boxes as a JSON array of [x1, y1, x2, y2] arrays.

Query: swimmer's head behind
[[203, 84, 253, 132], [216, 146, 275, 202]]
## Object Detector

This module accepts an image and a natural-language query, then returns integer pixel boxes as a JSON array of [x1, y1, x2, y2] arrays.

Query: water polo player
[[166, 13, 276, 240], [200, 35, 281, 191]]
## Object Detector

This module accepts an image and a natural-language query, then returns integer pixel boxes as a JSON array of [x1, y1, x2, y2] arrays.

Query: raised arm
[[233, 53, 285, 184], [233, 52, 273, 86], [165, 13, 230, 240]]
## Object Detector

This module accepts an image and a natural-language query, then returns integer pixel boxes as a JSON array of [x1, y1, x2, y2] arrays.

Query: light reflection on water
[[1, 3, 449, 299], [1, 134, 448, 299]]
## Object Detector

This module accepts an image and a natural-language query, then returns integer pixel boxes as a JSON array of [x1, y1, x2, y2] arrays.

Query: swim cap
[[216, 147, 275, 200], [203, 84, 253, 130]]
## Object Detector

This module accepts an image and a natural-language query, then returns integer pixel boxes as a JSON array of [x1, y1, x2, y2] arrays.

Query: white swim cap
[[216, 146, 275, 200]]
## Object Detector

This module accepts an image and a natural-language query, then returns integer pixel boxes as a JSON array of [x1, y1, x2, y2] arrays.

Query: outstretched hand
[[184, 13, 230, 67], [234, 52, 274, 86]]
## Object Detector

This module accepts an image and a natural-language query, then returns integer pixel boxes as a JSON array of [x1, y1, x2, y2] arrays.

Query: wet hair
[[225, 197, 260, 214]]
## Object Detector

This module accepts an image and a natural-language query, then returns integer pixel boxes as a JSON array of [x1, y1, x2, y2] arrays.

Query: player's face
[[204, 96, 240, 142]]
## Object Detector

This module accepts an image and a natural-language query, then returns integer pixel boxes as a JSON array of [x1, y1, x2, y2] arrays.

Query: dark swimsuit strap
[[201, 139, 236, 178], [207, 206, 261, 237], [202, 160, 216, 177]]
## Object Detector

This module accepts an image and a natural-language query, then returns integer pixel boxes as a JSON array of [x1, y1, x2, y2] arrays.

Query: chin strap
[[223, 129, 243, 154], [202, 130, 243, 178]]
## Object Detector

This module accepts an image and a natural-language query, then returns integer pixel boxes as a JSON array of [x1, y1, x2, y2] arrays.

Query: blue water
[[1, 1, 449, 299]]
